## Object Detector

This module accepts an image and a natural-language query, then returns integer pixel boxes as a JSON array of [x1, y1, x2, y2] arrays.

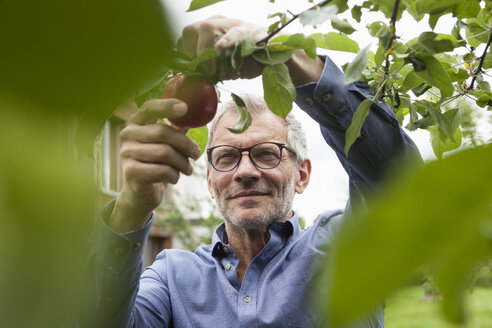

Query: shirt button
[[322, 92, 332, 102], [305, 97, 314, 105], [225, 263, 231, 271], [243, 296, 252, 303], [132, 242, 141, 250]]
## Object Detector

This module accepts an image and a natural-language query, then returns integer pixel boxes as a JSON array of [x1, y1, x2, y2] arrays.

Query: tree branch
[[256, 0, 334, 46], [467, 27, 492, 91]]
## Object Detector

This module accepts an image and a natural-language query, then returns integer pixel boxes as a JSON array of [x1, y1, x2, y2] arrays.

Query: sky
[[160, 0, 472, 224]]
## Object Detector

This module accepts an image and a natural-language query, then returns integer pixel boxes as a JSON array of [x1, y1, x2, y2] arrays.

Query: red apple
[[163, 74, 218, 128]]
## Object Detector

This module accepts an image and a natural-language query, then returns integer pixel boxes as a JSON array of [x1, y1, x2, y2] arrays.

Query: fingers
[[196, 26, 220, 75], [181, 24, 198, 60], [122, 146, 190, 185], [124, 160, 182, 186], [215, 21, 267, 50], [130, 99, 187, 125], [120, 123, 201, 161], [180, 16, 268, 79], [119, 97, 203, 196], [180, 16, 246, 76]]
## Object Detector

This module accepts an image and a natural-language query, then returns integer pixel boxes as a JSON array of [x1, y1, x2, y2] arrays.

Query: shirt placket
[[236, 228, 285, 328]]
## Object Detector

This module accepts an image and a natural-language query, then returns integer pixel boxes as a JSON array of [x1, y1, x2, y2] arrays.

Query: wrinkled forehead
[[211, 110, 288, 147]]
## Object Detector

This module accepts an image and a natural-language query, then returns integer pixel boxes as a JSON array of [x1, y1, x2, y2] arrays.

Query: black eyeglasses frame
[[206, 141, 297, 172]]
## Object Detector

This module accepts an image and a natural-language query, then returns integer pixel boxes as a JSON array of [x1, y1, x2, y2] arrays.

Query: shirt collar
[[210, 211, 301, 258]]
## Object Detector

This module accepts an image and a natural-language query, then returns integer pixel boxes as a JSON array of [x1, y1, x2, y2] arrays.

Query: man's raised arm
[[82, 98, 201, 327]]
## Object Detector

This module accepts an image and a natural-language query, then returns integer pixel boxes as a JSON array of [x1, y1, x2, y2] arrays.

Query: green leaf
[[414, 53, 454, 97], [330, 0, 349, 13], [407, 32, 456, 54], [389, 58, 405, 74], [428, 14, 440, 30], [240, 35, 258, 57], [415, 0, 463, 16], [227, 94, 252, 134], [267, 12, 287, 34], [186, 126, 209, 155], [471, 90, 492, 108], [477, 76, 491, 91], [465, 21, 489, 47], [299, 4, 338, 26], [230, 41, 243, 72], [453, 0, 481, 19], [252, 50, 294, 65], [429, 107, 456, 142], [430, 125, 462, 159], [400, 71, 424, 93], [407, 101, 419, 131], [483, 52, 492, 70], [343, 44, 371, 85], [262, 64, 296, 118], [187, 0, 224, 11], [447, 68, 468, 83], [310, 32, 360, 53], [319, 144, 492, 326], [331, 17, 356, 35], [371, 0, 405, 19], [407, 54, 427, 72], [367, 21, 389, 38], [351, 5, 362, 22], [374, 45, 385, 67], [344, 99, 373, 155], [189, 48, 219, 71], [412, 83, 431, 97], [269, 34, 317, 59]]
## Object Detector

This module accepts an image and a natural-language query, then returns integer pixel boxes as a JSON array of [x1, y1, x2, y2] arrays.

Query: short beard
[[212, 174, 297, 232]]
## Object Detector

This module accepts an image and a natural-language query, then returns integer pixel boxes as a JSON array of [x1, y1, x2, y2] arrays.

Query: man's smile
[[229, 190, 271, 199]]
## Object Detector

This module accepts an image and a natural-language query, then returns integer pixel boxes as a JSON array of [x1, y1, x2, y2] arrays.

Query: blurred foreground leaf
[[318, 144, 492, 327], [0, 0, 173, 154], [0, 105, 94, 328], [0, 1, 174, 327]]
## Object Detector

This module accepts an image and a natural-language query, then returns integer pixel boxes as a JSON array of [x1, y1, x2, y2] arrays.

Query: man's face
[[207, 110, 302, 232]]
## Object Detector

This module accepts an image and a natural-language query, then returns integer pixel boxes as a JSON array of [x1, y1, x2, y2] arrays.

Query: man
[[86, 16, 421, 327]]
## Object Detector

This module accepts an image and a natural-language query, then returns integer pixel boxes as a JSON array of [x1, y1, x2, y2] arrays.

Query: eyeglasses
[[206, 142, 297, 172]]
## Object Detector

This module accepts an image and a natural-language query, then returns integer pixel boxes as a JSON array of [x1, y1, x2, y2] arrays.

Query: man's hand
[[108, 98, 201, 233], [179, 16, 324, 86], [180, 15, 267, 79]]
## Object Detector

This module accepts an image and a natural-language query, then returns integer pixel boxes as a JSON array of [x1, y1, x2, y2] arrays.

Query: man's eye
[[216, 152, 238, 162], [255, 151, 280, 162], [258, 151, 277, 158]]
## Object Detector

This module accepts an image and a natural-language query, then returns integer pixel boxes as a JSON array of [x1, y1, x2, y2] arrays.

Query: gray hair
[[207, 94, 308, 163]]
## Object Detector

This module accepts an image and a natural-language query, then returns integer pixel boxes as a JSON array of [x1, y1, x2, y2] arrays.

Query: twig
[[256, 0, 334, 46], [468, 27, 492, 91], [381, 0, 400, 97]]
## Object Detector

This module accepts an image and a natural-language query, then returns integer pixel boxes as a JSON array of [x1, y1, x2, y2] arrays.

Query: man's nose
[[233, 153, 261, 181]]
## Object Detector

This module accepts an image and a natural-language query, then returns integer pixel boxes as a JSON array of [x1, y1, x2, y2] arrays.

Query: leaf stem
[[467, 27, 492, 91], [256, 0, 334, 46]]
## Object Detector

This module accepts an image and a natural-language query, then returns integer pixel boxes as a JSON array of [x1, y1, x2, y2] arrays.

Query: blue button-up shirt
[[85, 56, 421, 328]]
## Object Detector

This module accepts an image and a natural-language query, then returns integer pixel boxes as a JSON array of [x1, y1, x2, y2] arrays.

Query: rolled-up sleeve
[[296, 56, 422, 204]]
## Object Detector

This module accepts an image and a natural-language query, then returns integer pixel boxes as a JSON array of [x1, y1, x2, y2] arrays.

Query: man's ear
[[295, 159, 311, 194], [206, 168, 214, 199]]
